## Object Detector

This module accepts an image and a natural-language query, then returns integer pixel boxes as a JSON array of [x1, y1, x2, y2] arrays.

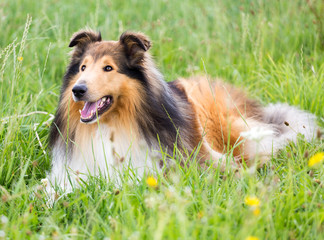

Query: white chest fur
[[48, 125, 161, 191]]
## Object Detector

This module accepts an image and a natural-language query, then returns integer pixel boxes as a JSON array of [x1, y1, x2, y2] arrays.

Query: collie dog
[[47, 30, 317, 195]]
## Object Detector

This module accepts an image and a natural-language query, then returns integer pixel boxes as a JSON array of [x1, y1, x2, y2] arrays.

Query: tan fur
[[178, 76, 262, 159]]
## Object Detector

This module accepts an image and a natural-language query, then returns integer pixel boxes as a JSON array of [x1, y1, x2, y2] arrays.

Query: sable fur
[[48, 30, 318, 196]]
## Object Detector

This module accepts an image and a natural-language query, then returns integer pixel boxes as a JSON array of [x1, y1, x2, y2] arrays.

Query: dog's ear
[[69, 30, 102, 48], [119, 31, 151, 65]]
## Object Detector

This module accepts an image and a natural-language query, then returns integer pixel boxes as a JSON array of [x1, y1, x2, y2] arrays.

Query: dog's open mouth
[[80, 96, 113, 123]]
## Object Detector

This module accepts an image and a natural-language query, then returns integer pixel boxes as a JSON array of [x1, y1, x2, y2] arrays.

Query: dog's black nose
[[72, 84, 88, 98]]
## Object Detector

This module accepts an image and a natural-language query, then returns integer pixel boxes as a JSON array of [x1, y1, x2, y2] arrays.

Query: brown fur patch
[[178, 76, 262, 158], [110, 132, 114, 142]]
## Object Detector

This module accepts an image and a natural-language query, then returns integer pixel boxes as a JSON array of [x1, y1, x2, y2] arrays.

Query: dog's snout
[[72, 84, 88, 98]]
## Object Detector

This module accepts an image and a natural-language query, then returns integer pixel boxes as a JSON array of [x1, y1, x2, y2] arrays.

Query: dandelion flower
[[17, 56, 23, 61], [244, 196, 260, 207], [253, 207, 260, 216], [197, 211, 204, 219], [146, 176, 158, 188], [0, 230, 5, 238], [245, 236, 259, 240], [308, 152, 324, 167], [41, 178, 49, 187]]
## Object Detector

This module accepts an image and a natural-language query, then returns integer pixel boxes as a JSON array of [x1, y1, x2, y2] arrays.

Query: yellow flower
[[253, 207, 260, 216], [245, 196, 260, 207], [17, 56, 23, 61], [146, 176, 158, 188], [246, 236, 259, 240], [308, 152, 324, 167], [197, 211, 204, 219]]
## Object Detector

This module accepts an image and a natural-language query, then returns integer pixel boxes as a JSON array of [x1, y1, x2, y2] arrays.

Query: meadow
[[0, 0, 323, 239]]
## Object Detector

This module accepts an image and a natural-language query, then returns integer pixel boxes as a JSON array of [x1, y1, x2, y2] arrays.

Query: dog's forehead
[[86, 40, 122, 59]]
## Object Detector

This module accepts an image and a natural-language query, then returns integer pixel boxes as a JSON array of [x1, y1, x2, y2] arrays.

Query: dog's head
[[68, 30, 151, 124]]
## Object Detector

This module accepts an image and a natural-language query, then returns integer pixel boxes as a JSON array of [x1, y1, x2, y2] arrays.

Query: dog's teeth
[[79, 110, 81, 114], [102, 97, 107, 102]]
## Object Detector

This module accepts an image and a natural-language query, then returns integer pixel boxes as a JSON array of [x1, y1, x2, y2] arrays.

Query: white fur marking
[[47, 125, 161, 196]]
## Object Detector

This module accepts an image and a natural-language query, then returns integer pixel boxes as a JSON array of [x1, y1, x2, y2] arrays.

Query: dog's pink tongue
[[81, 102, 97, 118], [80, 99, 103, 119]]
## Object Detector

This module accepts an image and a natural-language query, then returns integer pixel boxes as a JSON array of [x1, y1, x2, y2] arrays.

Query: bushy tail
[[241, 103, 318, 164], [262, 103, 317, 143]]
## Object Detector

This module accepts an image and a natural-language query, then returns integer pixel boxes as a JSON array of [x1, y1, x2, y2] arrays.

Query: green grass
[[0, 0, 324, 239]]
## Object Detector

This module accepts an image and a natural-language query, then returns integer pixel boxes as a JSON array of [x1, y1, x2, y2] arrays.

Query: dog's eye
[[103, 65, 113, 72], [81, 65, 86, 71]]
